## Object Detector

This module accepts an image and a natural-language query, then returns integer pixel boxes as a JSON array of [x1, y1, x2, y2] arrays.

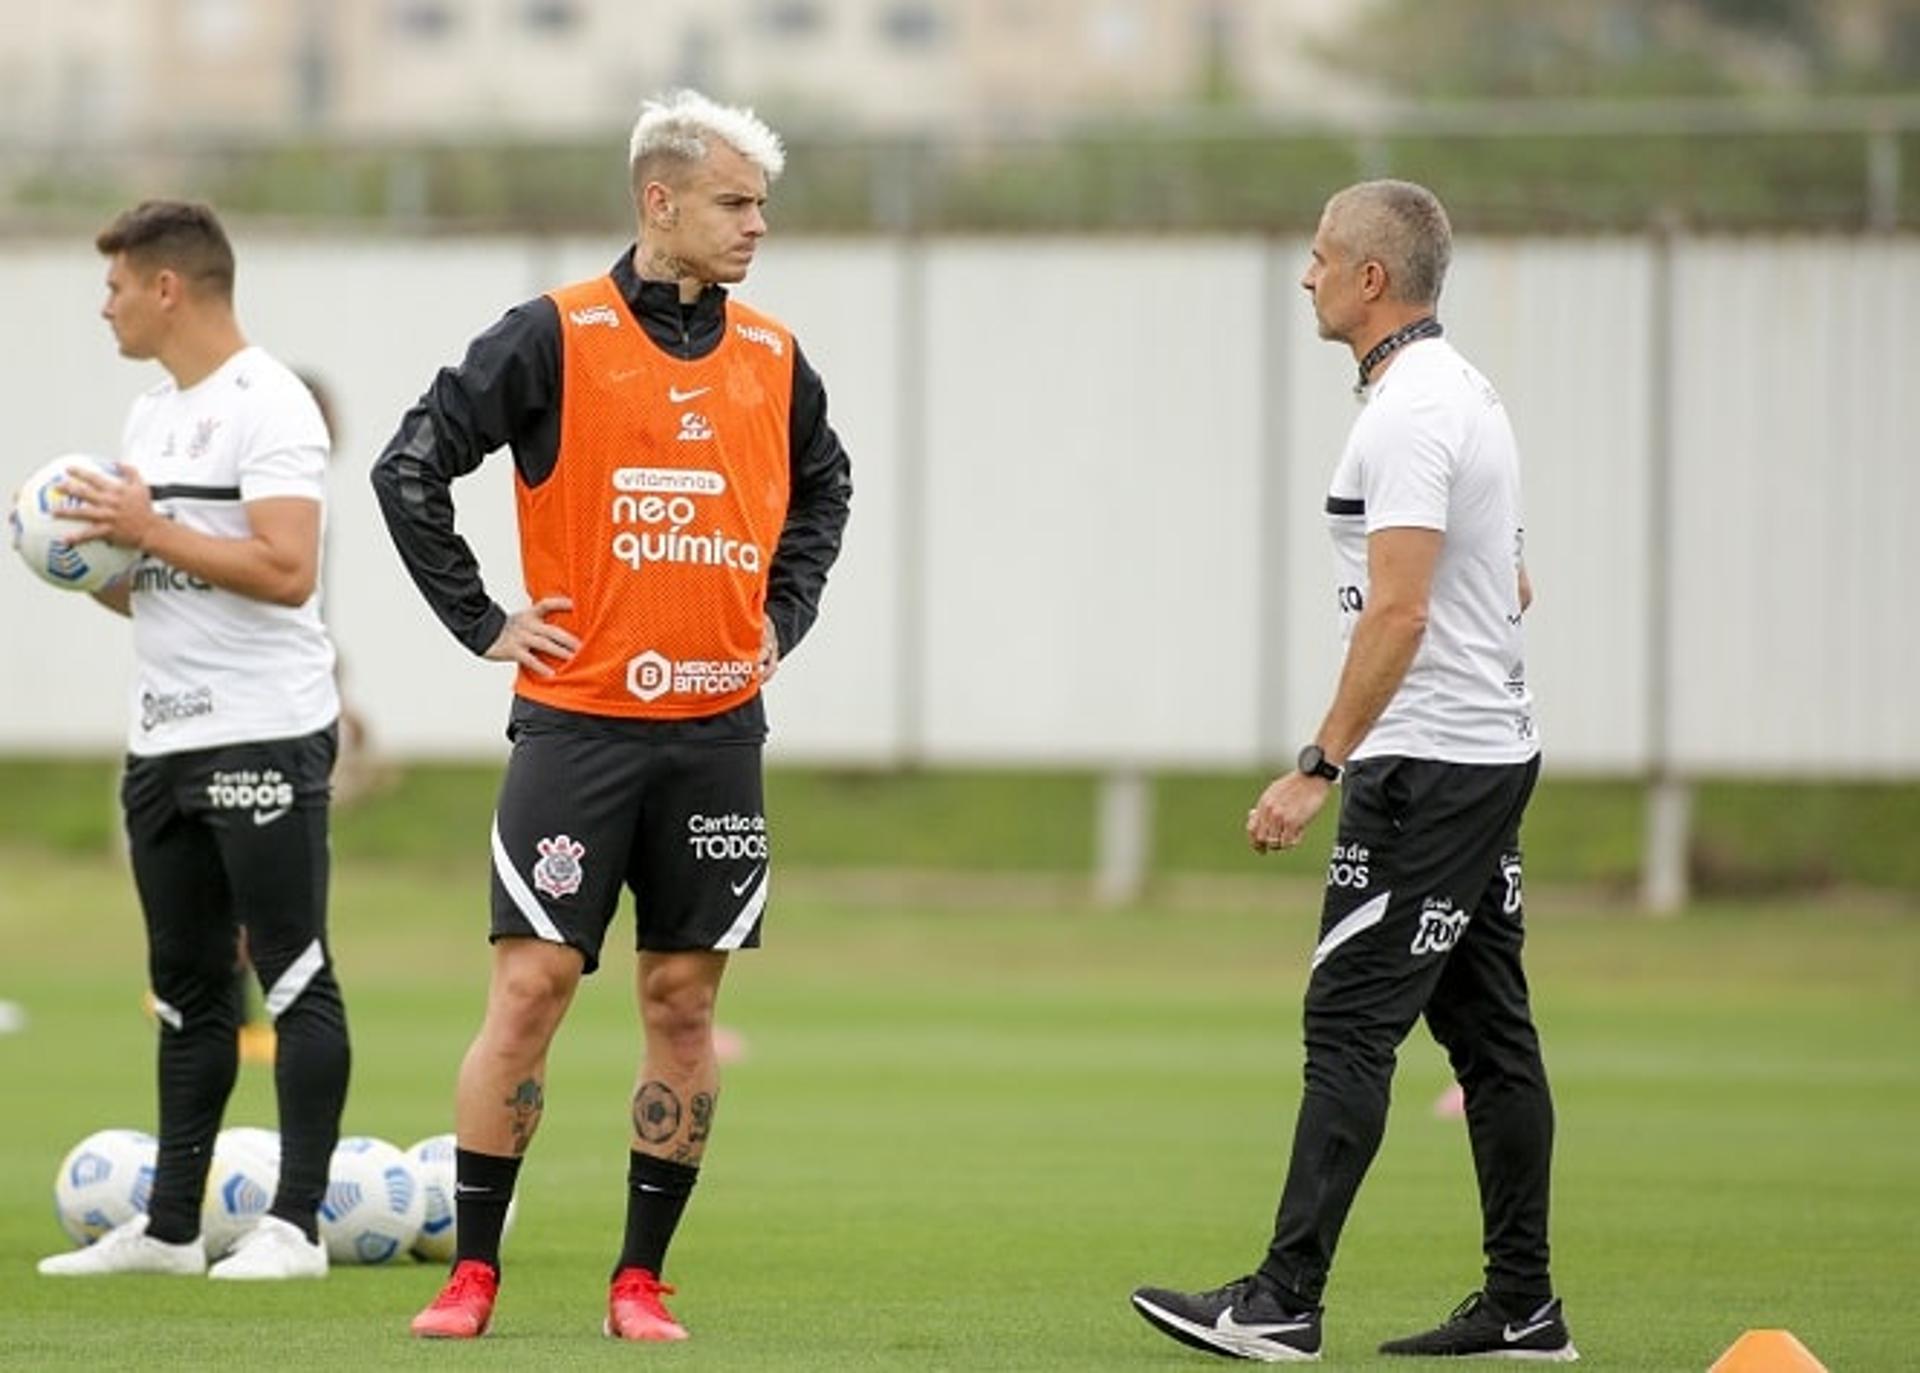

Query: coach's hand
[[487, 596, 580, 678], [1247, 772, 1333, 855]]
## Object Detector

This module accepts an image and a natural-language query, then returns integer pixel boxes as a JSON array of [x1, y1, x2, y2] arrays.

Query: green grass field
[[1, 767, 1916, 1370]]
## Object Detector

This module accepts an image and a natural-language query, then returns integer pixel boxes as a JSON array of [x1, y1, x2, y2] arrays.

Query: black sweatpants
[[1258, 753, 1555, 1311], [122, 725, 350, 1243]]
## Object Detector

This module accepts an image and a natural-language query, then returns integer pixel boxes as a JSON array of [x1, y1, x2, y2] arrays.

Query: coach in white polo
[[1132, 181, 1576, 1363]]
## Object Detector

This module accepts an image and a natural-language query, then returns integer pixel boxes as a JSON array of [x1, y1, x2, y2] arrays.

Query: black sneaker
[[1130, 1275, 1322, 1362], [1378, 1291, 1578, 1361]]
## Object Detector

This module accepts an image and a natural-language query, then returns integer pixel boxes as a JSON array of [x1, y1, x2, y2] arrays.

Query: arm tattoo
[[633, 1080, 682, 1145], [504, 1078, 544, 1156]]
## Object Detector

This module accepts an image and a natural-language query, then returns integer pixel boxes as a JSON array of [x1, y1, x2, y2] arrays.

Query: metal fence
[[4, 97, 1918, 235]]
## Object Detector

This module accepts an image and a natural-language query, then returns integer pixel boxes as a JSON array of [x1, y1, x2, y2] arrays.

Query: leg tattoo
[[504, 1078, 544, 1155], [675, 1091, 716, 1162], [633, 1080, 682, 1145]]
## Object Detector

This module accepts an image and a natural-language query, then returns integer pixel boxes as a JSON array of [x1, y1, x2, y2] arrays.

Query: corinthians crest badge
[[532, 833, 586, 898]]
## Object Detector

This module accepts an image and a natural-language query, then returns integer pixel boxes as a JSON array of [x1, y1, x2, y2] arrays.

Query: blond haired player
[[373, 90, 851, 1342]]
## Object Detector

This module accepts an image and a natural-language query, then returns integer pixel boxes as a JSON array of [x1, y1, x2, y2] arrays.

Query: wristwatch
[[1297, 743, 1342, 783]]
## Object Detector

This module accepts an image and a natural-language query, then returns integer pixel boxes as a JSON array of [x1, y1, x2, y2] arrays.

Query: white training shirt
[[1326, 336, 1538, 765], [119, 345, 339, 756]]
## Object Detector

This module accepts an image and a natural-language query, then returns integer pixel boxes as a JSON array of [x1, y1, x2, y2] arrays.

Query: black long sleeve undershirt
[[370, 249, 853, 733]]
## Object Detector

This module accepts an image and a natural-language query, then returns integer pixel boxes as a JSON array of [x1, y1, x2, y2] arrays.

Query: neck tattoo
[[640, 247, 692, 282], [1355, 316, 1443, 396]]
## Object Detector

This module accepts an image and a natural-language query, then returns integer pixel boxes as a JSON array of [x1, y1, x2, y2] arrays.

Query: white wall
[[5, 231, 1916, 776]]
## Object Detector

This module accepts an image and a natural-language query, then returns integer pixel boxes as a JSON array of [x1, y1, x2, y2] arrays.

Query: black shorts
[[489, 715, 768, 974], [1305, 754, 1540, 1023], [121, 726, 337, 1014]]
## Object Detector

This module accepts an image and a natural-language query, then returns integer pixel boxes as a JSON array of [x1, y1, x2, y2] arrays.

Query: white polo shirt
[[1326, 336, 1538, 764], [120, 345, 339, 756]]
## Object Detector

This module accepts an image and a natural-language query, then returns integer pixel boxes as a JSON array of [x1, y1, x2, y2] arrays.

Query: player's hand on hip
[[757, 619, 781, 684], [486, 596, 580, 678], [1246, 773, 1331, 855]]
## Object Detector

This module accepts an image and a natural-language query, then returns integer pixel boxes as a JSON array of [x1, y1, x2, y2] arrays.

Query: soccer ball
[[53, 1128, 157, 1246], [9, 453, 139, 592], [201, 1127, 281, 1259], [405, 1132, 517, 1263], [318, 1136, 424, 1265]]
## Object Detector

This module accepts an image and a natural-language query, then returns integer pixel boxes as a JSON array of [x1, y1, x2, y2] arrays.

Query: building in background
[[1, 0, 1363, 144]]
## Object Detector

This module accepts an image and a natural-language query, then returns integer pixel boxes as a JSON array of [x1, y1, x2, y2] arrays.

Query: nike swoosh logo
[[1504, 1319, 1557, 1342], [252, 807, 290, 827], [731, 865, 764, 897], [668, 386, 710, 403], [1214, 1310, 1315, 1338]]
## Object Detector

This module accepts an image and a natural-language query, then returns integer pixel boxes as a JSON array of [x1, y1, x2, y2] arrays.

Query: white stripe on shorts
[[491, 817, 566, 945], [1310, 890, 1391, 971], [713, 866, 769, 951], [263, 939, 324, 1020]]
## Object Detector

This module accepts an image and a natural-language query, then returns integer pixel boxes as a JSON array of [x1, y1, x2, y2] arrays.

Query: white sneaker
[[207, 1215, 327, 1281], [38, 1214, 206, 1277]]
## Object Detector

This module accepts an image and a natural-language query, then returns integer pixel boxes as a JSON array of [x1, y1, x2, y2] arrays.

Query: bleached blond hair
[[628, 89, 786, 188]]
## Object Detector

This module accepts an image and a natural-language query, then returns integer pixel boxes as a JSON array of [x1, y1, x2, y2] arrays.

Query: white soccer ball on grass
[[52, 1127, 157, 1246], [9, 454, 140, 593], [201, 1126, 282, 1259], [318, 1135, 425, 1264], [405, 1132, 517, 1262]]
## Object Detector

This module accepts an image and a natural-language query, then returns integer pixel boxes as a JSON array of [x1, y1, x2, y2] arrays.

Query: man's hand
[[757, 618, 781, 684], [1246, 772, 1334, 855], [485, 596, 580, 678], [62, 461, 157, 551]]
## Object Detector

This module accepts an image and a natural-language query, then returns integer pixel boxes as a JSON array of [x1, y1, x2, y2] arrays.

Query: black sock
[[615, 1152, 699, 1278], [454, 1148, 522, 1271]]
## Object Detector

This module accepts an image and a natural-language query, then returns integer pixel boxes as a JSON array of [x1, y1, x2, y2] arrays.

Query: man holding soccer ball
[[373, 90, 851, 1342], [36, 201, 352, 1282]]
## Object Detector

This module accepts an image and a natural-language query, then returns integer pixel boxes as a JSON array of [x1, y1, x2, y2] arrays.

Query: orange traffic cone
[[1707, 1329, 1828, 1372]]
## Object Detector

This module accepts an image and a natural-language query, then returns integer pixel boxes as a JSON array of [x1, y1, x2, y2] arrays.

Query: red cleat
[[605, 1267, 689, 1341], [410, 1259, 499, 1339]]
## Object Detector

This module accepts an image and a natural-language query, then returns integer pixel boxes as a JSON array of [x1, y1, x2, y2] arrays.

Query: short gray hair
[[629, 89, 786, 188], [1324, 180, 1452, 306]]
